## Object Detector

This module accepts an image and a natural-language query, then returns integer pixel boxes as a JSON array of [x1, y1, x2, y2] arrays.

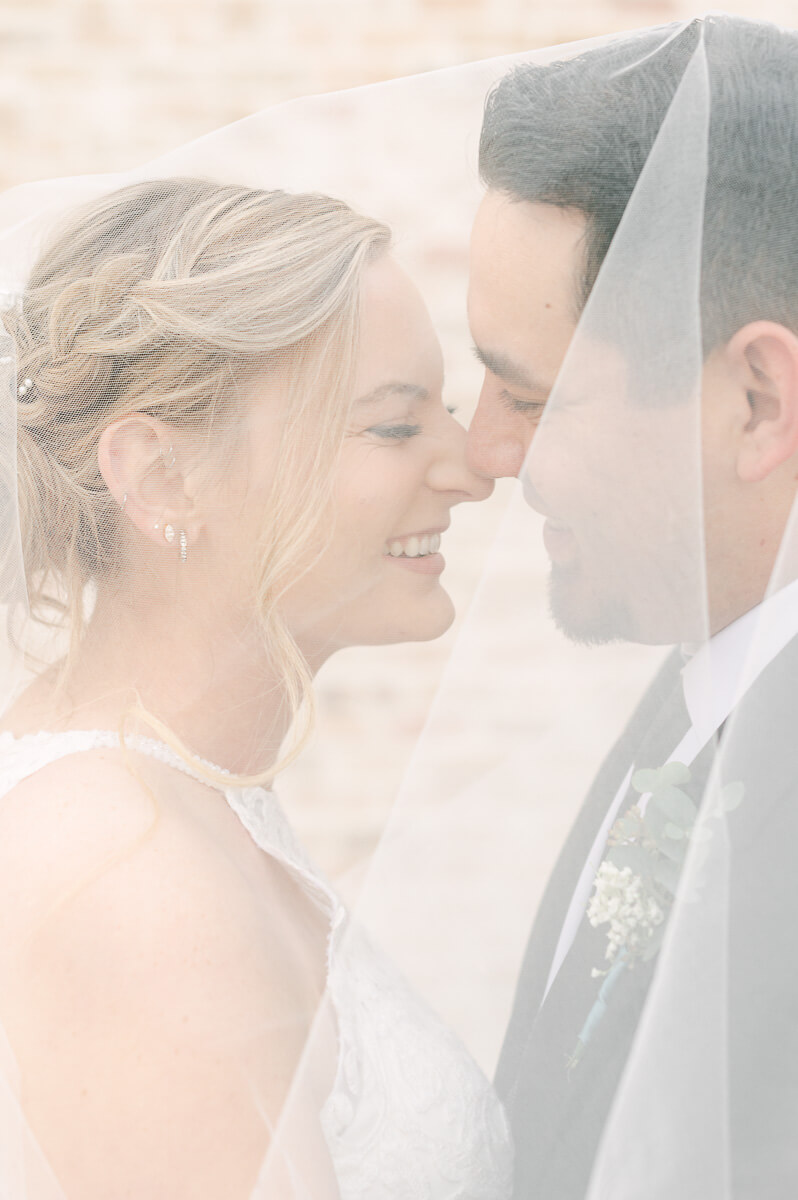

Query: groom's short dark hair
[[479, 17, 798, 352]]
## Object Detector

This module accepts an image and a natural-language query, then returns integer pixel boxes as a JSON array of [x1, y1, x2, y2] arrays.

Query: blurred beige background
[[3, 0, 797, 190], [2, 0, 796, 1063]]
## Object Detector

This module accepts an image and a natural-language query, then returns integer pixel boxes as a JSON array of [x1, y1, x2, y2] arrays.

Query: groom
[[467, 17, 798, 1199]]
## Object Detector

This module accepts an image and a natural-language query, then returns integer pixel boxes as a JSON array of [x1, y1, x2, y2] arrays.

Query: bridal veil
[[0, 12, 796, 1197]]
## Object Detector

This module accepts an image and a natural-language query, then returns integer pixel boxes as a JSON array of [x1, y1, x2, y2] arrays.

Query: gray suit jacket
[[497, 636, 798, 1198]]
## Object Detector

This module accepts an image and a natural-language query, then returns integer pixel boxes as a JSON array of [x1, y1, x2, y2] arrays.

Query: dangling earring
[[179, 530, 188, 564]]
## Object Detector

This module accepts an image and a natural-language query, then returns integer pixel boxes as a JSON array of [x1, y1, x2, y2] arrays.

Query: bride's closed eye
[[366, 421, 422, 441], [365, 403, 457, 442]]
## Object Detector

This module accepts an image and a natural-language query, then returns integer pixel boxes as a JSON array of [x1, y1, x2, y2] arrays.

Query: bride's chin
[[382, 592, 456, 645]]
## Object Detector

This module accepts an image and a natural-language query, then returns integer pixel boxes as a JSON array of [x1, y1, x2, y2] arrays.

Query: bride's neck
[[9, 589, 308, 777]]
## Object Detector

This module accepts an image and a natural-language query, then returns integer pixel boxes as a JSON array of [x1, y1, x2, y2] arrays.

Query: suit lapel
[[495, 647, 684, 1094]]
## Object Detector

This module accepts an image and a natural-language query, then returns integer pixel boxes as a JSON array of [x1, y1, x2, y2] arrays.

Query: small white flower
[[588, 860, 666, 964]]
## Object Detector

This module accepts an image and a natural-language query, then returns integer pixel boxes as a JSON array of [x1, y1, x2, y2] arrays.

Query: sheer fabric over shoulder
[[0, 730, 513, 1200]]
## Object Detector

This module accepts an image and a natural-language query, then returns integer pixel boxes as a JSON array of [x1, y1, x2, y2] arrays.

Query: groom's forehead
[[469, 194, 584, 317], [468, 192, 584, 378]]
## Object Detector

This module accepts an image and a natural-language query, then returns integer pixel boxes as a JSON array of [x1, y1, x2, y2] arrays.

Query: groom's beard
[[548, 561, 703, 647], [548, 563, 637, 646]]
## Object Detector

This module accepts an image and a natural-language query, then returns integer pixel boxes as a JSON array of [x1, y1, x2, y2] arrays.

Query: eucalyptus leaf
[[664, 822, 686, 840], [644, 808, 686, 862], [615, 816, 639, 840], [658, 761, 691, 786], [607, 844, 652, 879], [653, 831, 685, 863], [632, 768, 660, 795], [650, 784, 697, 826], [642, 803, 668, 842]]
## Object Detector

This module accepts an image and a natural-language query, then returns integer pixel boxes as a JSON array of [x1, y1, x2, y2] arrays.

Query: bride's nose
[[426, 415, 495, 502]]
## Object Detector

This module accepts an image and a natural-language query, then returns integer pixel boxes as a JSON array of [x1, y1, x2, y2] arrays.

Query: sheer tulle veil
[[0, 13, 797, 1198]]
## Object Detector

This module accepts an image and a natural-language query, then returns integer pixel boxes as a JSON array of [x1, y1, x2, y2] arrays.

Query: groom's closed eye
[[471, 343, 551, 405], [500, 390, 548, 418]]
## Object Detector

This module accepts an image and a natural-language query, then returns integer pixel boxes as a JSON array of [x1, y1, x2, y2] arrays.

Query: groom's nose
[[466, 387, 529, 480]]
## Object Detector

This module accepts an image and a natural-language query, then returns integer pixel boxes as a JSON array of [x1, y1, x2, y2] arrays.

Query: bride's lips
[[386, 551, 445, 575], [542, 518, 578, 564]]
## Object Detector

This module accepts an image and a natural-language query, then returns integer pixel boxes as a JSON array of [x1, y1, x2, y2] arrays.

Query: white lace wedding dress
[[0, 729, 513, 1200]]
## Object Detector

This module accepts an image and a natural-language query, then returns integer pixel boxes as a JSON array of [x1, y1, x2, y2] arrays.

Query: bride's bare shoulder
[[0, 745, 254, 943], [0, 746, 332, 1199]]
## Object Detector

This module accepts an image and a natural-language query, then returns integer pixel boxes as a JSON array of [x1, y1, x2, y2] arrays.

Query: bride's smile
[[0, 177, 507, 1199], [260, 253, 492, 656]]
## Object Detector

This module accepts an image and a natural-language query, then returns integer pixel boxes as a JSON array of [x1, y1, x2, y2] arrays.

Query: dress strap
[[0, 726, 343, 932], [0, 727, 231, 799]]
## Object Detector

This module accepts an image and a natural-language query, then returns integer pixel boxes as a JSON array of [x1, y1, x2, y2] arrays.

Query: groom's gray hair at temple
[[478, 16, 798, 355]]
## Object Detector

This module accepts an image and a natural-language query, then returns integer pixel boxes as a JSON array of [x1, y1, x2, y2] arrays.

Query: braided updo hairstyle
[[3, 177, 391, 772]]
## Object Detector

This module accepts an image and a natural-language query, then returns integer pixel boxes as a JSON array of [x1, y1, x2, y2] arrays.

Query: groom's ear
[[727, 321, 798, 484]]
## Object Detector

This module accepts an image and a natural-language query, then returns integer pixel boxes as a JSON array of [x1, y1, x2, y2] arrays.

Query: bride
[[0, 177, 510, 1198]]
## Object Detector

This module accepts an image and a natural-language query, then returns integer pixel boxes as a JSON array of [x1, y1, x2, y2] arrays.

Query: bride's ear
[[97, 415, 201, 548], [727, 321, 798, 483]]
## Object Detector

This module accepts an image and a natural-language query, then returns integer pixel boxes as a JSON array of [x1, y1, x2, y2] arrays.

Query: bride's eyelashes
[[361, 400, 455, 441], [366, 421, 422, 441]]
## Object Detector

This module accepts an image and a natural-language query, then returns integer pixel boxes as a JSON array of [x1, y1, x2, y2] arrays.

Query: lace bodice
[[0, 729, 513, 1200]]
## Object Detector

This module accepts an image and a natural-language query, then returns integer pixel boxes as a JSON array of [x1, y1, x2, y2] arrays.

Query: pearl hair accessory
[[17, 377, 34, 399]]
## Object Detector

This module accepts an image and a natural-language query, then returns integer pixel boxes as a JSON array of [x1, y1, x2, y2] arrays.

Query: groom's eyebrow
[[472, 344, 551, 395], [354, 382, 431, 405]]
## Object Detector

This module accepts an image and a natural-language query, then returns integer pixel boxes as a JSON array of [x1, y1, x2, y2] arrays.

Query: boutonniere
[[566, 761, 744, 1073]]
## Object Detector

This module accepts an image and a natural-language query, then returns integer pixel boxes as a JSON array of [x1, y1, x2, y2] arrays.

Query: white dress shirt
[[542, 577, 798, 1004]]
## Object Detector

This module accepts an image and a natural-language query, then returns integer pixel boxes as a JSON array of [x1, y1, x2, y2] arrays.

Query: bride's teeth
[[385, 532, 442, 557]]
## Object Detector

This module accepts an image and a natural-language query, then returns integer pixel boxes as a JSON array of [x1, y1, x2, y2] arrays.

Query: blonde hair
[[4, 177, 391, 781]]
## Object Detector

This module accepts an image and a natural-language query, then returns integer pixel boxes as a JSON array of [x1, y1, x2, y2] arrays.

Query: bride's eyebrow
[[472, 344, 551, 396], [354, 382, 431, 406]]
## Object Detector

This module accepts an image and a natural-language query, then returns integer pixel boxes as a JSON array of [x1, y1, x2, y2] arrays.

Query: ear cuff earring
[[161, 445, 176, 468], [163, 523, 188, 563]]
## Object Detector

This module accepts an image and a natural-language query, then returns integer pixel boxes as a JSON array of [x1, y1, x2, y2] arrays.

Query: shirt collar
[[681, 577, 798, 744]]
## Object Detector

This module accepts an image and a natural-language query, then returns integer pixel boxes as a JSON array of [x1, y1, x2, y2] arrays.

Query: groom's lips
[[518, 476, 578, 563]]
